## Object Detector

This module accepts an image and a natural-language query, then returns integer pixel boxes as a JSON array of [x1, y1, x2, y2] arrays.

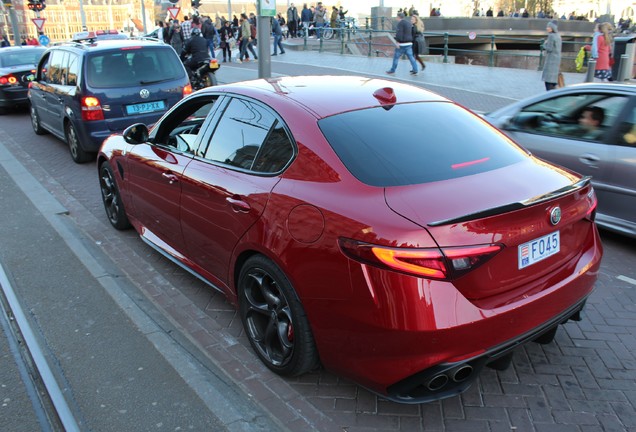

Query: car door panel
[[126, 144, 193, 255], [179, 97, 293, 287]]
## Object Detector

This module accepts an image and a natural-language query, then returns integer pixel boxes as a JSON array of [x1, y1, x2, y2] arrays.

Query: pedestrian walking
[[238, 13, 257, 62], [169, 23, 184, 55], [593, 22, 614, 81], [541, 21, 562, 90], [202, 16, 219, 59], [271, 17, 286, 55], [301, 4, 312, 37], [219, 20, 233, 62], [411, 14, 426, 70], [386, 12, 419, 76], [314, 2, 327, 39], [181, 16, 192, 40]]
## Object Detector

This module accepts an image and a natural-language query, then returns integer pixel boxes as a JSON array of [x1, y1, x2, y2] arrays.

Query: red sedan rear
[[98, 76, 602, 403]]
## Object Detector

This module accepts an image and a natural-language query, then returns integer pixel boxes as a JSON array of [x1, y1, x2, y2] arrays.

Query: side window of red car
[[204, 97, 294, 173]]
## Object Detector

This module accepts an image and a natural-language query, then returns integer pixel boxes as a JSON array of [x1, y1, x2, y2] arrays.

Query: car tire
[[238, 255, 319, 376], [66, 121, 93, 164], [99, 161, 131, 230], [30, 105, 47, 135]]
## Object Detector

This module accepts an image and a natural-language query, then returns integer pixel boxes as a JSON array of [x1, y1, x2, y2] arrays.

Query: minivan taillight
[[81, 96, 104, 121], [183, 84, 193, 96], [339, 238, 502, 280]]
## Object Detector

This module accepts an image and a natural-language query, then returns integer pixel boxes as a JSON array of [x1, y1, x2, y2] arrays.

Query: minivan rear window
[[86, 48, 184, 88], [318, 102, 526, 187]]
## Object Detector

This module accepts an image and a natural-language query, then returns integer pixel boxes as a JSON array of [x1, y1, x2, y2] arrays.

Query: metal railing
[[297, 25, 596, 73]]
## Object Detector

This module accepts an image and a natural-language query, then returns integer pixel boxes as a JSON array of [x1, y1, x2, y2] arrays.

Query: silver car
[[485, 83, 636, 238]]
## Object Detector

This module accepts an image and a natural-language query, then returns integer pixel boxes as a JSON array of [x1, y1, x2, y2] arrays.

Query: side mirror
[[123, 123, 149, 144]]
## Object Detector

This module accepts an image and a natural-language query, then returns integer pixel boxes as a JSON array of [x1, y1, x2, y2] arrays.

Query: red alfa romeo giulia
[[98, 76, 602, 403]]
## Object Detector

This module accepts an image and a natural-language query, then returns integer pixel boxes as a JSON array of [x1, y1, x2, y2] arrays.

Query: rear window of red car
[[318, 102, 527, 187]]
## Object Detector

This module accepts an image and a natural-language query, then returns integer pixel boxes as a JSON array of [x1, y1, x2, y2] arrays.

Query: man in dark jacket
[[271, 17, 286, 55], [301, 4, 312, 37], [181, 28, 210, 78], [386, 12, 418, 75], [287, 3, 299, 37]]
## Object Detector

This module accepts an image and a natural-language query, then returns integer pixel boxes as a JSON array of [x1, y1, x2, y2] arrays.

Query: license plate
[[125, 100, 165, 115], [518, 231, 560, 269]]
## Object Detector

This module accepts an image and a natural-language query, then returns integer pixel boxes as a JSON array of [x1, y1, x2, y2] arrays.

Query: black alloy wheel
[[238, 255, 319, 376], [99, 161, 131, 230]]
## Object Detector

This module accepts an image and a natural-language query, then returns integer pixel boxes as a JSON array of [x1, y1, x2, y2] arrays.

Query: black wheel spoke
[[240, 257, 318, 375]]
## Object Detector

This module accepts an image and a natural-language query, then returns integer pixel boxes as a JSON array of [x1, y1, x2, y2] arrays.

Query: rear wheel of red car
[[99, 161, 131, 230], [238, 255, 319, 376], [30, 104, 47, 135], [66, 122, 92, 164]]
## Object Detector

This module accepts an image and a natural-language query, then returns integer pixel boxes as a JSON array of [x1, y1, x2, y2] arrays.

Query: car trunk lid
[[384, 159, 597, 301]]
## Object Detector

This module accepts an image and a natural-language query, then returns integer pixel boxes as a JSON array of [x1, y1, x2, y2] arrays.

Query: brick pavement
[[2, 47, 636, 431]]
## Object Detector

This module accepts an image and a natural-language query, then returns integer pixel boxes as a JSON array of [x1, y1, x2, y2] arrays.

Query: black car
[[0, 46, 46, 114], [28, 33, 191, 163]]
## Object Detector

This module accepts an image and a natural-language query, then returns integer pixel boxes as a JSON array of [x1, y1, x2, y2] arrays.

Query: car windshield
[[85, 47, 184, 88], [319, 102, 527, 187], [0, 49, 45, 67]]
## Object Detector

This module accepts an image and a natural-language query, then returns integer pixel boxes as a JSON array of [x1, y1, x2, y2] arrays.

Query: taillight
[[183, 84, 193, 96], [339, 238, 502, 280], [0, 75, 18, 85], [586, 187, 597, 222], [81, 96, 104, 121]]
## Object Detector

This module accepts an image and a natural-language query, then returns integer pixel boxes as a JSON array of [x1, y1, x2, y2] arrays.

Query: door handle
[[161, 172, 179, 184], [226, 196, 251, 213], [579, 153, 600, 166]]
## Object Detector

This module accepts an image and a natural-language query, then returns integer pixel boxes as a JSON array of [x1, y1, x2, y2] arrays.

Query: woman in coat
[[594, 22, 614, 81], [169, 24, 184, 57], [542, 21, 562, 91], [411, 14, 426, 70]]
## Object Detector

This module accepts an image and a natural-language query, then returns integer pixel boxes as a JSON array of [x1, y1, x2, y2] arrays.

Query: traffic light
[[27, 0, 45, 11], [191, 0, 200, 8]]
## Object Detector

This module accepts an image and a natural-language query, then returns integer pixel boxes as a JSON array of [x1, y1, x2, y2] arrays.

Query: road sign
[[32, 18, 46, 32], [38, 34, 49, 46], [468, 31, 476, 40], [167, 7, 180, 20]]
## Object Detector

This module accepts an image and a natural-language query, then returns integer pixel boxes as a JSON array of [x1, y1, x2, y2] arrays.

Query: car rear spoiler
[[428, 176, 592, 227]]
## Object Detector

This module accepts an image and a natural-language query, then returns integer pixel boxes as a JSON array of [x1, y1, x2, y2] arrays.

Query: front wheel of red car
[[238, 255, 319, 376], [99, 161, 131, 230]]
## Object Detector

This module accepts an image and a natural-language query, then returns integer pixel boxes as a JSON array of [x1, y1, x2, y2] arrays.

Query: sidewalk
[[217, 39, 589, 109]]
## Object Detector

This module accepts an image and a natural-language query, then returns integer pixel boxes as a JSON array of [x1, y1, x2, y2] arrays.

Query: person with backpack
[[238, 13, 258, 62], [202, 16, 219, 59]]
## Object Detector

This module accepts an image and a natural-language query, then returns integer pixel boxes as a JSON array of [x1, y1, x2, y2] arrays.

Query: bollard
[[585, 59, 596, 82], [617, 54, 630, 81]]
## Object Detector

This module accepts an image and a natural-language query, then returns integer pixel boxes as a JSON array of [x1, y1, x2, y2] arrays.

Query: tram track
[[0, 262, 81, 432]]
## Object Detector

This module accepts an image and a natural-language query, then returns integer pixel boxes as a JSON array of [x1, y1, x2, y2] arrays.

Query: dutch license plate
[[125, 100, 165, 115], [518, 231, 560, 269]]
